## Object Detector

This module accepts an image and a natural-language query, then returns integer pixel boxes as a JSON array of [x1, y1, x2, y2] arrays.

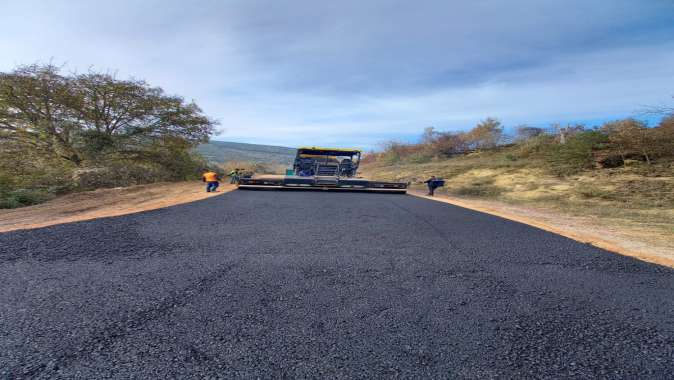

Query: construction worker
[[228, 168, 240, 184], [202, 170, 220, 192], [424, 175, 439, 196]]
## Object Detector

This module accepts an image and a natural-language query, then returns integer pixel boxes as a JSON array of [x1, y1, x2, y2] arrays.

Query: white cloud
[[2, 0, 673, 148]]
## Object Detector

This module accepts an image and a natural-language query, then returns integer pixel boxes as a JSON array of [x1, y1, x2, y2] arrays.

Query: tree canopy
[[0, 64, 217, 166], [0, 64, 219, 207], [465, 117, 503, 150]]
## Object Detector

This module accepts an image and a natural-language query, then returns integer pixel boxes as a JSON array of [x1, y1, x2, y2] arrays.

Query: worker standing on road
[[424, 175, 439, 196], [202, 170, 220, 192]]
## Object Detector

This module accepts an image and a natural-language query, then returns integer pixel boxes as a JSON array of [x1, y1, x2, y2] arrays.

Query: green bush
[[0, 146, 207, 209], [72, 157, 203, 190], [0, 188, 53, 208], [545, 131, 608, 176], [160, 151, 209, 181], [0, 197, 20, 209]]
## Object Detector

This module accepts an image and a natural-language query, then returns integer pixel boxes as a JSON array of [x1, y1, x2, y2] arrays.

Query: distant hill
[[197, 141, 296, 165]]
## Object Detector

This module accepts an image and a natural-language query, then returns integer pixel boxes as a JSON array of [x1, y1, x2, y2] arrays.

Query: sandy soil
[[0, 181, 235, 233], [409, 190, 674, 268]]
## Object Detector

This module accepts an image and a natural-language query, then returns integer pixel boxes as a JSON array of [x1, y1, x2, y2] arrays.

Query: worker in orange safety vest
[[202, 170, 220, 192]]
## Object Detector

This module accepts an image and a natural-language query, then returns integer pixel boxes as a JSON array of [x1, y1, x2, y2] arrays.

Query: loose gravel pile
[[1, 190, 672, 378]]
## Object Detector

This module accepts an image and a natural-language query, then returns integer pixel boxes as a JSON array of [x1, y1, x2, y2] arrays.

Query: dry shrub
[[452, 178, 504, 197]]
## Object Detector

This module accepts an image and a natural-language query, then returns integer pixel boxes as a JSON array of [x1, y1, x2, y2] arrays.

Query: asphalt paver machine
[[238, 147, 408, 193]]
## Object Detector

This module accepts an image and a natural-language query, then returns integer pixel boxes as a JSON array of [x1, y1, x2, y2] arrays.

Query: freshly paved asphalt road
[[1, 190, 673, 379]]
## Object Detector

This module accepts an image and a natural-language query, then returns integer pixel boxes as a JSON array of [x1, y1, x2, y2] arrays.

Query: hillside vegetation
[[361, 117, 674, 241], [197, 140, 294, 176], [197, 141, 295, 165], [0, 64, 217, 208]]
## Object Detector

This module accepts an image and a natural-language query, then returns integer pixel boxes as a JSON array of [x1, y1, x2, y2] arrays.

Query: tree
[[654, 115, 674, 158], [0, 65, 81, 163], [602, 118, 654, 164], [421, 126, 438, 145], [553, 123, 584, 145], [0, 64, 217, 167], [465, 117, 503, 150], [433, 131, 468, 156]]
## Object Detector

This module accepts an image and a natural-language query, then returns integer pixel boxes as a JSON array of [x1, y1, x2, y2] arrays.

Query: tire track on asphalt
[[386, 196, 463, 254]]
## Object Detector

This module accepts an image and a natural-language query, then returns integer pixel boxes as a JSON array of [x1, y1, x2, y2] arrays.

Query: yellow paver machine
[[238, 147, 408, 193]]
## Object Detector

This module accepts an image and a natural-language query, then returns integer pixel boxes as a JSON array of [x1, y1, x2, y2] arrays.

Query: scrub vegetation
[[0, 64, 218, 208], [361, 115, 674, 245]]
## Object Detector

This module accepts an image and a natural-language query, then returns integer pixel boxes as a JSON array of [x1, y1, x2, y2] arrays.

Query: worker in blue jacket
[[424, 175, 440, 196]]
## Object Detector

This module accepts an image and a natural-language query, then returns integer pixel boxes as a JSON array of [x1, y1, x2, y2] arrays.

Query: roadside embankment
[[0, 181, 234, 233]]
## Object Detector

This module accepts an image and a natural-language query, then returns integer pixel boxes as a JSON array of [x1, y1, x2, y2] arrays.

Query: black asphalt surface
[[1, 190, 673, 379]]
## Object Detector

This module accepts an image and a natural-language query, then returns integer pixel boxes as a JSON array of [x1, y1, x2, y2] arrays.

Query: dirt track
[[2, 189, 673, 378]]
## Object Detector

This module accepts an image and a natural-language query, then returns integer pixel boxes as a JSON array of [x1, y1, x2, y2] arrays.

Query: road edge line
[[408, 191, 674, 269]]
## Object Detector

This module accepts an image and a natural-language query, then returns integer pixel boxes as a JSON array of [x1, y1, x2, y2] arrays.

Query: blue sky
[[2, 0, 674, 149]]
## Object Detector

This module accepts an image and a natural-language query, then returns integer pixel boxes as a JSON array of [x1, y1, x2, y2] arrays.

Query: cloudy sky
[[2, 1, 674, 148]]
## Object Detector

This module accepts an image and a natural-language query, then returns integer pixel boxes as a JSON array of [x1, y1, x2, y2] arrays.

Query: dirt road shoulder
[[0, 182, 235, 233]]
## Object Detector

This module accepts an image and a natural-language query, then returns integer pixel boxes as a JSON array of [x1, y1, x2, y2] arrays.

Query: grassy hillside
[[197, 141, 295, 165]]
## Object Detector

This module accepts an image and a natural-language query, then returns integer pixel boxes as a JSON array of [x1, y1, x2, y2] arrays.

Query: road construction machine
[[237, 147, 408, 193]]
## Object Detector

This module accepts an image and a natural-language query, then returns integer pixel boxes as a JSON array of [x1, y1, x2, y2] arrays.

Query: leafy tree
[[0, 64, 217, 167], [433, 131, 468, 156], [0, 65, 80, 163], [465, 117, 503, 150], [0, 64, 218, 207]]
